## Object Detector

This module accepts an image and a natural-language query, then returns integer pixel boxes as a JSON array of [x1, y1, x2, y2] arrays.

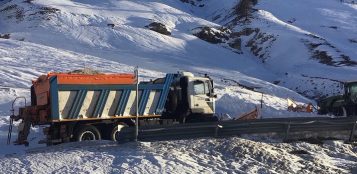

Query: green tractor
[[318, 81, 357, 117]]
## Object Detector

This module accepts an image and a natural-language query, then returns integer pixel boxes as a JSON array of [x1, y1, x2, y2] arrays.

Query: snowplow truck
[[318, 81, 357, 117], [11, 71, 216, 145]]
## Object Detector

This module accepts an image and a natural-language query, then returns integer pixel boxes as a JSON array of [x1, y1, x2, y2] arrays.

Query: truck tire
[[74, 125, 101, 142], [168, 91, 178, 113], [111, 124, 127, 142], [333, 106, 347, 117]]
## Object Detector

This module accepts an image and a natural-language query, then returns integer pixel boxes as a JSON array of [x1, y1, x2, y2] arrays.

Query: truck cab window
[[193, 81, 205, 95], [193, 80, 211, 95], [204, 81, 211, 94], [350, 85, 357, 94]]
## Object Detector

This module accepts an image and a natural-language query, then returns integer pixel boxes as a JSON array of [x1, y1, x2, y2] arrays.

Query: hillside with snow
[[0, 0, 356, 173], [0, 0, 326, 117]]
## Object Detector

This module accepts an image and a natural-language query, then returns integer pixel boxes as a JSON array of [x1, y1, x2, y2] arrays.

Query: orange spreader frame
[[45, 72, 136, 85], [31, 72, 136, 106]]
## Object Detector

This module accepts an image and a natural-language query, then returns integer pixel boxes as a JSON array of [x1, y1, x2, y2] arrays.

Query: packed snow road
[[0, 137, 355, 174]]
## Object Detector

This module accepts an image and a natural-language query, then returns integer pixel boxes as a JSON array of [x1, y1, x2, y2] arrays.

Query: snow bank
[[0, 137, 355, 173]]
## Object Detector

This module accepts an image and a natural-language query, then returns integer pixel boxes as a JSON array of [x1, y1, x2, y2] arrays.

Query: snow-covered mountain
[[0, 0, 326, 117], [0, 0, 355, 106], [0, 0, 356, 173], [184, 0, 357, 99]]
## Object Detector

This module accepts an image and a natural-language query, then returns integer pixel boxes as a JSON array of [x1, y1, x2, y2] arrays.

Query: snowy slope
[[0, 137, 356, 173], [0, 0, 317, 117], [0, 0, 274, 80], [0, 1, 355, 100], [254, 0, 357, 98], [181, 0, 357, 99]]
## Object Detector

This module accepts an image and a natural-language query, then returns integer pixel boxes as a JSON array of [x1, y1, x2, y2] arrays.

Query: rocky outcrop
[[192, 26, 276, 58], [1, 3, 60, 22], [303, 34, 357, 67], [228, 38, 242, 50], [180, 0, 205, 7], [192, 26, 230, 44], [145, 22, 171, 35], [107, 23, 115, 28], [244, 30, 276, 62], [68, 68, 102, 75], [0, 34, 10, 39]]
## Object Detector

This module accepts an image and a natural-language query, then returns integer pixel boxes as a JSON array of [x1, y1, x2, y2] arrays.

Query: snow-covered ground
[[0, 0, 356, 173], [0, 137, 356, 173]]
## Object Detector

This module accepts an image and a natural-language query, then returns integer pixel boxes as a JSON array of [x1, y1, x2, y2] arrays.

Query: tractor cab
[[318, 81, 357, 117], [345, 81, 357, 104]]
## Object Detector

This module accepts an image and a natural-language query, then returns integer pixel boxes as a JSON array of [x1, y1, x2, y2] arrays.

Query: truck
[[9, 70, 217, 145], [318, 81, 357, 117]]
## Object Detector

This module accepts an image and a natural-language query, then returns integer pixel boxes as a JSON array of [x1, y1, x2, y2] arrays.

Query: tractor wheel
[[74, 125, 101, 142], [110, 124, 127, 142]]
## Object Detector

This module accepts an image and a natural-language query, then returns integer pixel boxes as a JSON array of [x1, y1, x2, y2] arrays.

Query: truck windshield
[[349, 83, 357, 103], [193, 80, 210, 95], [350, 84, 357, 94]]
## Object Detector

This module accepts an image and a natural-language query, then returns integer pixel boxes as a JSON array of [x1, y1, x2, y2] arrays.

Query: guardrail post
[[284, 122, 291, 142], [214, 124, 223, 137], [349, 121, 357, 142], [134, 66, 139, 142]]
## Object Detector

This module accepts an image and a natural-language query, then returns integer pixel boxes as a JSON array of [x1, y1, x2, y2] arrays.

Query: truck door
[[189, 79, 215, 114]]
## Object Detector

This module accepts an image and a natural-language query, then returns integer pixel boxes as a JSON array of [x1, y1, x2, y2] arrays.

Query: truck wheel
[[332, 106, 347, 117], [111, 124, 127, 142], [74, 125, 101, 141]]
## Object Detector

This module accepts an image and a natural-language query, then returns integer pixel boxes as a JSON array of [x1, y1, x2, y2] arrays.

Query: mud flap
[[14, 117, 31, 146]]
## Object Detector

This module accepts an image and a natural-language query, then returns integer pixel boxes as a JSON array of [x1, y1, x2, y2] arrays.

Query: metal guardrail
[[117, 117, 357, 143]]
